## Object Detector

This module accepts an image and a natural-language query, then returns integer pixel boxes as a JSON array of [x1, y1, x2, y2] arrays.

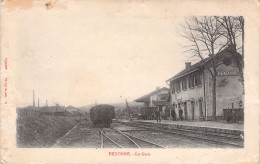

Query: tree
[[215, 16, 244, 80], [181, 16, 243, 121]]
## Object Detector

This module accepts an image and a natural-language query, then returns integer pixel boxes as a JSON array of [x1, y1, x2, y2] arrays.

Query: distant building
[[135, 87, 170, 115], [17, 104, 66, 116], [65, 105, 82, 116], [16, 106, 42, 117], [166, 46, 244, 121], [42, 104, 66, 116]]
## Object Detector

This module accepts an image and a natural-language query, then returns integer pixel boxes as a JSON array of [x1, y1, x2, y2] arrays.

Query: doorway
[[184, 102, 188, 120], [191, 101, 195, 120], [159, 106, 162, 112], [199, 99, 204, 120]]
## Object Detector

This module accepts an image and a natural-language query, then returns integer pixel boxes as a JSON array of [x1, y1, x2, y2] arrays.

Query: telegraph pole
[[125, 99, 132, 121], [33, 90, 35, 106]]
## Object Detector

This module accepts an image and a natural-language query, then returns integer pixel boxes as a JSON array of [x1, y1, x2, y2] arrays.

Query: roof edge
[[134, 87, 169, 102], [166, 68, 199, 82]]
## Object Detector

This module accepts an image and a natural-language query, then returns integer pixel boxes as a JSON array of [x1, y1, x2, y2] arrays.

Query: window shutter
[[198, 72, 201, 85]]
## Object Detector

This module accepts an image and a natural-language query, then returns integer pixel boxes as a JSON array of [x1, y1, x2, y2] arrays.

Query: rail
[[99, 129, 124, 148], [120, 131, 166, 148], [117, 120, 243, 148], [99, 128, 165, 148]]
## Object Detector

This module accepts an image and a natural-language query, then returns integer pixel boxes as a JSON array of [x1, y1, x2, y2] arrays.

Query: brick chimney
[[185, 62, 191, 69]]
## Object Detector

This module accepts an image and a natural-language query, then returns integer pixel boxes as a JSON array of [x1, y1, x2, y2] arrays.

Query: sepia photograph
[[1, 0, 259, 163], [15, 15, 244, 148]]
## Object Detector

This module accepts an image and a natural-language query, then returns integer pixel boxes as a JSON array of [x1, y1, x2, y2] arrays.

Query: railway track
[[99, 128, 165, 148], [116, 121, 244, 148]]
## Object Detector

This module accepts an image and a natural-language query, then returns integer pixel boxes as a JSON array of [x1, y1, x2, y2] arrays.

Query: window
[[182, 78, 187, 90], [189, 74, 194, 88], [195, 72, 202, 86], [176, 80, 181, 92], [160, 96, 167, 100], [198, 72, 201, 86], [171, 82, 175, 94], [172, 86, 175, 94]]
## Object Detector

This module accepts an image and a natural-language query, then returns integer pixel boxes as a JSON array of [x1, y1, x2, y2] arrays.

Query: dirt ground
[[53, 120, 101, 148]]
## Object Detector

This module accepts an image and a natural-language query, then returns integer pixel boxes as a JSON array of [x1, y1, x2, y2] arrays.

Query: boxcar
[[90, 104, 115, 128]]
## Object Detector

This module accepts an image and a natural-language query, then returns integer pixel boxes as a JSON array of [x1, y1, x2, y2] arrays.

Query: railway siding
[[116, 120, 244, 148]]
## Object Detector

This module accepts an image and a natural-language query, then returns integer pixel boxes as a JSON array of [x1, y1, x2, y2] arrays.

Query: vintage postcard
[[0, 0, 259, 163]]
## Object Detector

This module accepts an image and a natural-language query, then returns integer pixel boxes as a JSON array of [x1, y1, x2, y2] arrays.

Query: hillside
[[79, 102, 144, 112]]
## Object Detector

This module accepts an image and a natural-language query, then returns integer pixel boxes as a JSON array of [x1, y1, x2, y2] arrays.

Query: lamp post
[[120, 96, 132, 121], [125, 99, 132, 121]]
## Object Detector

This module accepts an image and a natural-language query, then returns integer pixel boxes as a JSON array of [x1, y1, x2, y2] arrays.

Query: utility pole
[[33, 90, 35, 106], [125, 99, 132, 121], [38, 98, 40, 107]]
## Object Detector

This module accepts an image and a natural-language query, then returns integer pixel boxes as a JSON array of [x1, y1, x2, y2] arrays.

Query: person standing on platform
[[179, 108, 183, 121], [158, 110, 161, 122], [155, 110, 161, 123], [155, 110, 159, 123], [171, 109, 176, 121]]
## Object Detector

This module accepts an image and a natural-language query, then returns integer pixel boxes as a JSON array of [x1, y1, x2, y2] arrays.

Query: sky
[[3, 0, 202, 107]]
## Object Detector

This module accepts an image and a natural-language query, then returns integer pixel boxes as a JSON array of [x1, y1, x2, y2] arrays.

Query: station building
[[166, 47, 244, 121], [135, 87, 170, 117]]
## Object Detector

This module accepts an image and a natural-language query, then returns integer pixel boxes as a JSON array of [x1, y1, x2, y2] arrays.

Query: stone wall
[[205, 57, 244, 120]]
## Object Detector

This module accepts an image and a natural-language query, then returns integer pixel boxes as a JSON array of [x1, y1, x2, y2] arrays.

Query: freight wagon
[[90, 104, 115, 128], [140, 107, 157, 120]]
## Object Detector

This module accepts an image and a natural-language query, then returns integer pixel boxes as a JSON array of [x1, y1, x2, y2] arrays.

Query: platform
[[117, 118, 244, 135], [133, 119, 243, 131]]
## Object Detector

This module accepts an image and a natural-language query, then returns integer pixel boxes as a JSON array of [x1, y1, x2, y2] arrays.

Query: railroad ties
[[99, 128, 165, 148], [116, 120, 244, 148]]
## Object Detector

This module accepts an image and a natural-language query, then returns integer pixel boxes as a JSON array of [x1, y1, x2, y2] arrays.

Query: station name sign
[[217, 70, 239, 76]]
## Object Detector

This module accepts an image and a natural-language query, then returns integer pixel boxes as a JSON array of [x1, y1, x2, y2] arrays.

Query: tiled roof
[[66, 105, 79, 110], [166, 46, 241, 82], [134, 87, 169, 102], [65, 105, 80, 112], [166, 58, 210, 82]]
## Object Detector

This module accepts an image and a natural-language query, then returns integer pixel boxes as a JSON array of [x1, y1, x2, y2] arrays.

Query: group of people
[[154, 107, 184, 123], [171, 108, 183, 121]]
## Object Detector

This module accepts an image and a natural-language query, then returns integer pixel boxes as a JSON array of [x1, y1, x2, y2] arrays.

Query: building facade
[[135, 87, 170, 116], [166, 47, 244, 121]]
